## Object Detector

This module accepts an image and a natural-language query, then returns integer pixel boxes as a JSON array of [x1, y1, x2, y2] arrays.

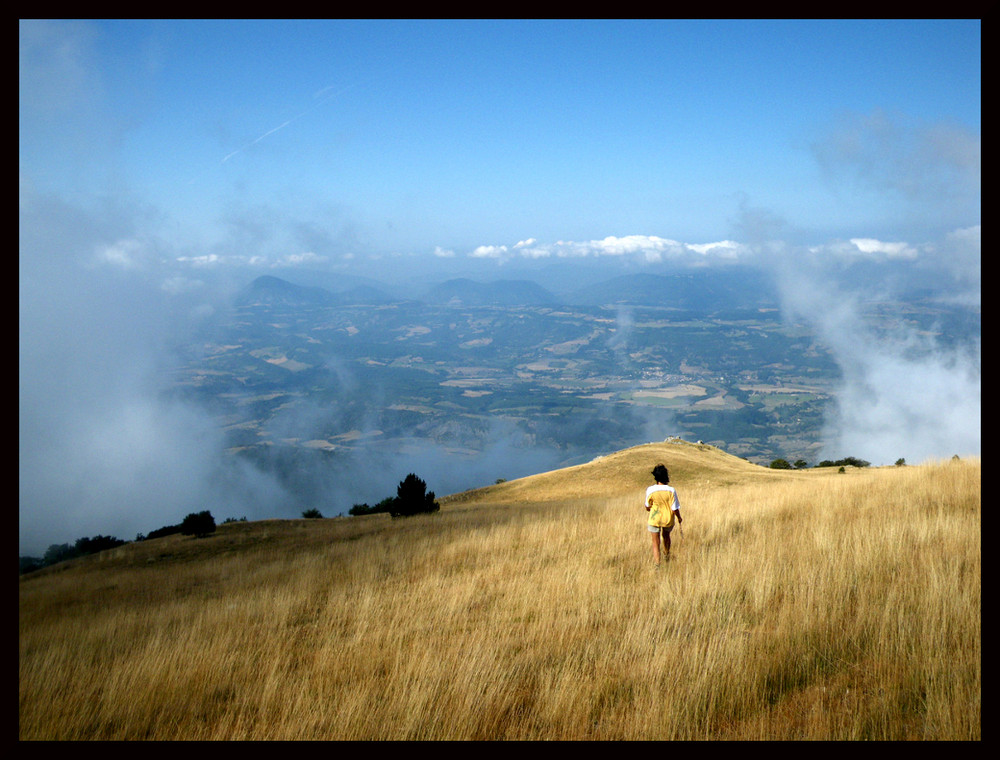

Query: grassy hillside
[[442, 439, 808, 507], [19, 444, 980, 740]]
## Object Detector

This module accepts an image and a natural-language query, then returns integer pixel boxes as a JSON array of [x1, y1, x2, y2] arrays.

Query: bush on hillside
[[74, 535, 126, 554], [19, 556, 45, 574], [20, 534, 128, 575], [42, 542, 78, 565], [349, 497, 396, 516], [388, 473, 440, 518], [817, 457, 871, 469], [180, 511, 216, 538], [302, 508, 323, 518], [142, 523, 182, 541]]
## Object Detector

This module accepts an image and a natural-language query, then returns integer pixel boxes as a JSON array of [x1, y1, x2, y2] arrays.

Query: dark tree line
[[21, 473, 431, 574], [20, 511, 218, 575], [349, 473, 440, 518], [769, 456, 872, 470], [19, 534, 128, 574]]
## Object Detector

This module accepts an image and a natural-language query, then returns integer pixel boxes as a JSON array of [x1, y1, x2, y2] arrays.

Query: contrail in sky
[[221, 82, 358, 164]]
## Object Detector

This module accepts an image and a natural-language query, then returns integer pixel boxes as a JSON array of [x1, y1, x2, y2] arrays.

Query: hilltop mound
[[441, 438, 794, 507]]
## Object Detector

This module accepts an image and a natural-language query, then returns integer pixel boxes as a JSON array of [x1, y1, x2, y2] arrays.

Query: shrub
[[302, 508, 323, 518], [144, 523, 182, 540], [818, 457, 871, 469], [389, 473, 440, 518], [74, 535, 126, 554], [769, 458, 792, 470], [349, 497, 396, 516], [43, 543, 78, 565], [180, 511, 216, 538], [19, 556, 44, 575]]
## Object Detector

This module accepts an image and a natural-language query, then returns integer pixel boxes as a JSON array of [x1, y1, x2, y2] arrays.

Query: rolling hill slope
[[441, 438, 808, 507], [20, 443, 980, 740]]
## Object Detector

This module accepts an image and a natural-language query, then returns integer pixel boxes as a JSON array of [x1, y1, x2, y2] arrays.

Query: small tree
[[769, 458, 792, 470], [389, 473, 440, 518], [43, 543, 78, 565], [302, 508, 323, 518], [181, 510, 216, 538], [349, 497, 396, 516]]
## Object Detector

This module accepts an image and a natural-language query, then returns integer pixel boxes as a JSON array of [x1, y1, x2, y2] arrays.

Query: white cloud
[[462, 235, 753, 265], [275, 251, 327, 267], [94, 238, 148, 269], [771, 243, 980, 465], [848, 238, 918, 259], [685, 240, 745, 258], [589, 235, 684, 257], [470, 244, 510, 258], [942, 224, 981, 282], [177, 253, 224, 266], [516, 245, 552, 259]]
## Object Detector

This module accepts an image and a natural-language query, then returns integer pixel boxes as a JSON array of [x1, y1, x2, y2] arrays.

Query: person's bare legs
[[650, 530, 662, 565], [662, 527, 672, 561]]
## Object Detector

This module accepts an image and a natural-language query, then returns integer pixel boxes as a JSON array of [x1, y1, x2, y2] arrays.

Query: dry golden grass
[[441, 439, 789, 507], [20, 442, 980, 740]]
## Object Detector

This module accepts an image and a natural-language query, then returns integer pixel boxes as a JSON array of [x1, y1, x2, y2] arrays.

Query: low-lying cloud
[[769, 239, 980, 466]]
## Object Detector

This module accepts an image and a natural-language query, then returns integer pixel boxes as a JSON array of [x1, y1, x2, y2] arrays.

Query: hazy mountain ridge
[[421, 277, 559, 307], [564, 268, 780, 309], [237, 275, 395, 307], [240, 268, 783, 310]]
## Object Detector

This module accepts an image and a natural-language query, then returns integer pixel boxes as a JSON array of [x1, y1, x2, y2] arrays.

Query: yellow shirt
[[645, 484, 680, 529]]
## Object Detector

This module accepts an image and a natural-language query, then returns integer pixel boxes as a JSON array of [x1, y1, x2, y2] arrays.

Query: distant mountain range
[[565, 270, 780, 310], [421, 277, 558, 307], [238, 267, 781, 311], [237, 275, 395, 307]]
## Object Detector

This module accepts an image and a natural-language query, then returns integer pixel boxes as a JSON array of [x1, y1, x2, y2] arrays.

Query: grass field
[[19, 442, 980, 740]]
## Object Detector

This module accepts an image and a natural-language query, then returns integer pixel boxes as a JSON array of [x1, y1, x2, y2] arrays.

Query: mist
[[18, 189, 288, 555], [772, 252, 980, 465]]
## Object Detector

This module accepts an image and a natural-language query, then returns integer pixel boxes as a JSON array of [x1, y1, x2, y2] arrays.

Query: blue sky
[[19, 20, 980, 554], [20, 19, 981, 271]]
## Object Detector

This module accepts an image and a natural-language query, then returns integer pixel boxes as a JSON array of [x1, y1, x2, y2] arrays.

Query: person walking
[[644, 463, 682, 567]]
